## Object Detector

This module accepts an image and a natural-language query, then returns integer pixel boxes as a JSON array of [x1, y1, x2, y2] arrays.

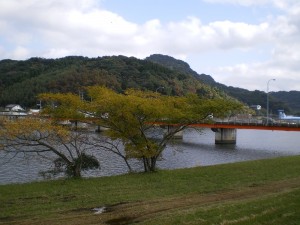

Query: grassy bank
[[1, 156, 300, 225]]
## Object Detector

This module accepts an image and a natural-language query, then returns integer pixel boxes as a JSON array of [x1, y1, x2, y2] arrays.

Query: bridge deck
[[190, 122, 300, 131]]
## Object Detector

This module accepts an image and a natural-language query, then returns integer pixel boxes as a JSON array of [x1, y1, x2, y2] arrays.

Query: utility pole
[[266, 79, 276, 125]]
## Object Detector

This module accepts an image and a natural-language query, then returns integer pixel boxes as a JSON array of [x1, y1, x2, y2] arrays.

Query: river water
[[0, 128, 299, 185]]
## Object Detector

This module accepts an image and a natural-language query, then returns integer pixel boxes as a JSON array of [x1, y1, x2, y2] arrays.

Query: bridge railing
[[215, 117, 300, 128]]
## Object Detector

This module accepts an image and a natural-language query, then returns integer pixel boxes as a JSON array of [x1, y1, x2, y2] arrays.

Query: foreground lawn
[[1, 155, 300, 225]]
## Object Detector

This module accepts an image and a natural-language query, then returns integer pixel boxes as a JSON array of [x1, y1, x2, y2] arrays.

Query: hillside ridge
[[0, 54, 298, 114], [146, 54, 298, 114]]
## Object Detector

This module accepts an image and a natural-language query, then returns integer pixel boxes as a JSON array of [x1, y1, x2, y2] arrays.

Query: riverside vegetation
[[1, 155, 300, 225], [0, 86, 243, 177]]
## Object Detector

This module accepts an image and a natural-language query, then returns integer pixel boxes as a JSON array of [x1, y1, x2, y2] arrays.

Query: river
[[0, 128, 299, 184]]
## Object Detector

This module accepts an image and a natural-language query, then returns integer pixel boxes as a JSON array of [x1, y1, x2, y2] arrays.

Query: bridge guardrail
[[215, 118, 300, 128]]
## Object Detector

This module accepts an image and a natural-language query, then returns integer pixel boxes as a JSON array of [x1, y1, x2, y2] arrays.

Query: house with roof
[[4, 104, 25, 112], [0, 104, 27, 117]]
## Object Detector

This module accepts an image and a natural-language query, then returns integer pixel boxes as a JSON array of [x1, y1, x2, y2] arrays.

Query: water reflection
[[0, 128, 299, 184]]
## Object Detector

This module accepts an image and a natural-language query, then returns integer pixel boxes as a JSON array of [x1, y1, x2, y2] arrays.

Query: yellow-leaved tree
[[39, 86, 244, 172], [0, 117, 99, 178]]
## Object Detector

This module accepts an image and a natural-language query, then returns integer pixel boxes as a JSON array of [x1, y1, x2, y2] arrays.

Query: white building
[[0, 104, 27, 117], [5, 104, 25, 112]]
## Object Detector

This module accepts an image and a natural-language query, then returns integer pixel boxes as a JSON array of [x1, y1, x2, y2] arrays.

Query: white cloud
[[210, 60, 300, 92], [0, 0, 274, 58], [10, 46, 31, 60], [197, 0, 300, 91], [208, 20, 270, 49], [0, 0, 300, 91]]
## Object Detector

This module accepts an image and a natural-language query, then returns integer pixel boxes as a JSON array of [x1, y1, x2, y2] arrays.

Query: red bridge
[[190, 121, 300, 132], [165, 120, 300, 144]]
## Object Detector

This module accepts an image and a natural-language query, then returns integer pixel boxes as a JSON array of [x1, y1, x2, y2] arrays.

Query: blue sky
[[102, 0, 274, 24], [1, 0, 300, 92]]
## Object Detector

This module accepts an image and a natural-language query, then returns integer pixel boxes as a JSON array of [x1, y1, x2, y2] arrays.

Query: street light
[[266, 78, 276, 125]]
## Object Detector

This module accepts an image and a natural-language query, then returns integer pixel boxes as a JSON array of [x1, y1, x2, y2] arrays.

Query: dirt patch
[[0, 215, 30, 223], [105, 202, 131, 213], [106, 216, 138, 225], [60, 195, 76, 202], [69, 207, 92, 213], [17, 196, 49, 201]]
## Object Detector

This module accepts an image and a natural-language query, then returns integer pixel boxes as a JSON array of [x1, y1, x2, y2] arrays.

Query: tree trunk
[[124, 158, 133, 173], [149, 156, 157, 172], [142, 157, 150, 172], [74, 167, 81, 178], [71, 163, 82, 178], [142, 156, 157, 172]]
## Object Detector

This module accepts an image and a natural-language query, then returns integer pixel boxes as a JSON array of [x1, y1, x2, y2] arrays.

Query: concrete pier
[[95, 125, 109, 132], [165, 126, 183, 139], [214, 128, 237, 144]]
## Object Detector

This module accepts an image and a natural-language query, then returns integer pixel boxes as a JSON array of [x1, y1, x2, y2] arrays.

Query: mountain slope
[[1, 54, 297, 114], [272, 91, 300, 113], [0, 56, 222, 107], [146, 54, 293, 114]]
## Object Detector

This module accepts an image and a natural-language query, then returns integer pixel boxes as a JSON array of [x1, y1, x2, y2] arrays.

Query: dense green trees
[[0, 55, 228, 108], [0, 54, 295, 114]]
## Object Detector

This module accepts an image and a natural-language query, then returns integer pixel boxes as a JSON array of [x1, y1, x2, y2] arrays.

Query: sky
[[1, 0, 300, 92]]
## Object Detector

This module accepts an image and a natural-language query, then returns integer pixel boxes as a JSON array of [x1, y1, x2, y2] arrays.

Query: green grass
[[1, 155, 300, 224], [143, 188, 300, 225]]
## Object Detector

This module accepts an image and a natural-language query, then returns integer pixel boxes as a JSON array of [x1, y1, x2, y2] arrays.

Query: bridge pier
[[214, 128, 237, 144], [95, 125, 109, 132], [164, 126, 183, 139]]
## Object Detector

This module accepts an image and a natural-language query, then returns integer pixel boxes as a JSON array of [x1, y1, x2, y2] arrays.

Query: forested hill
[[146, 54, 299, 114], [0, 55, 223, 108], [1, 54, 298, 114], [272, 91, 300, 113], [146, 54, 216, 85]]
